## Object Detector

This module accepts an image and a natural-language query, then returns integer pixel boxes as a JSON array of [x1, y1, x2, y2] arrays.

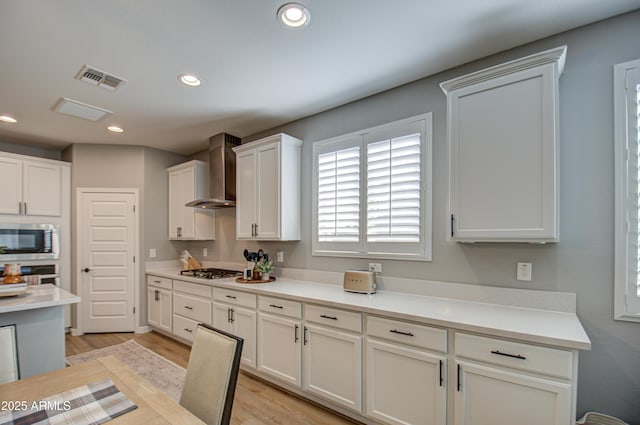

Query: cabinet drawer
[[146, 275, 172, 290], [213, 287, 257, 309], [305, 304, 362, 333], [173, 292, 212, 324], [455, 332, 573, 379], [367, 316, 447, 353], [173, 314, 199, 343], [259, 296, 302, 319], [173, 279, 212, 298]]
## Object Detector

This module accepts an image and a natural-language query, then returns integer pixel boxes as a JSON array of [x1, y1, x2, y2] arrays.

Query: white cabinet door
[[0, 157, 62, 217], [168, 161, 214, 240], [233, 133, 302, 241], [366, 339, 446, 425], [454, 361, 572, 425], [23, 160, 61, 216], [147, 287, 172, 333], [0, 157, 22, 215], [234, 307, 257, 368], [235, 150, 257, 239], [255, 142, 280, 239], [303, 323, 362, 412], [442, 47, 565, 242], [213, 302, 257, 368], [257, 312, 301, 387]]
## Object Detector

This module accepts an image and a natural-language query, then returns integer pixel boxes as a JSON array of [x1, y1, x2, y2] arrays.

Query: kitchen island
[[0, 284, 80, 380]]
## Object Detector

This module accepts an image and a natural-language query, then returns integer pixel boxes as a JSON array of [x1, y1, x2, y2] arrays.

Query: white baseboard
[[136, 325, 152, 334], [70, 327, 83, 336]]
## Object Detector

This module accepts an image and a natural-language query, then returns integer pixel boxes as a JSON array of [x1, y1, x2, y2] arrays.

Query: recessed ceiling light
[[178, 73, 202, 87], [277, 3, 310, 28], [0, 115, 17, 123], [107, 125, 124, 133]]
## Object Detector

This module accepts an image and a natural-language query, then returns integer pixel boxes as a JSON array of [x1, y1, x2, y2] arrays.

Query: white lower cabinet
[[213, 288, 258, 368], [146, 276, 172, 333], [366, 316, 447, 425], [454, 332, 574, 425], [257, 311, 302, 386], [171, 280, 213, 344], [303, 304, 363, 412]]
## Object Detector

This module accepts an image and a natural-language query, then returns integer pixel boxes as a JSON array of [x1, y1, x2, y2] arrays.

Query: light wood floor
[[66, 331, 360, 425]]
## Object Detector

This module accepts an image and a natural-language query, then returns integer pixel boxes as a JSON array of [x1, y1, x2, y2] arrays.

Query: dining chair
[[179, 324, 244, 425]]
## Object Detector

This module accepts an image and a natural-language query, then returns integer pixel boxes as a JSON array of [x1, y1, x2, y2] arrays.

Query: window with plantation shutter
[[317, 146, 360, 242], [312, 113, 432, 261], [614, 58, 640, 321]]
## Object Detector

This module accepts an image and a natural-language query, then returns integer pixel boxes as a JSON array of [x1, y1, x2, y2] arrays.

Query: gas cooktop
[[179, 268, 242, 279]]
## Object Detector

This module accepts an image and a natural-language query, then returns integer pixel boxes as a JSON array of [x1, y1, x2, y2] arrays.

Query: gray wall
[[62, 144, 187, 329], [192, 10, 640, 423]]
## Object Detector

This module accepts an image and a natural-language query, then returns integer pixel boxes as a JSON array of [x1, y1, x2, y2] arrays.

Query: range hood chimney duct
[[185, 133, 241, 209]]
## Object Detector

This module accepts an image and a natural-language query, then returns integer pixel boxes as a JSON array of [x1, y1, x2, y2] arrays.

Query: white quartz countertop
[[0, 284, 80, 314], [147, 268, 591, 351]]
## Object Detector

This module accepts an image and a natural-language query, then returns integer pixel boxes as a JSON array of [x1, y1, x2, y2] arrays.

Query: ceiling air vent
[[75, 65, 127, 91]]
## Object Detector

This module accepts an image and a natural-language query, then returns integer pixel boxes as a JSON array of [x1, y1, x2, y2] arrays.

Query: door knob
[[82, 267, 91, 273]]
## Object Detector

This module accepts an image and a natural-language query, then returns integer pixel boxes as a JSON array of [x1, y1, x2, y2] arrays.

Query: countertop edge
[[146, 269, 591, 351]]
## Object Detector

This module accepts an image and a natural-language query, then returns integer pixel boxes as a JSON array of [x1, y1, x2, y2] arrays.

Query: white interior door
[[79, 190, 137, 333]]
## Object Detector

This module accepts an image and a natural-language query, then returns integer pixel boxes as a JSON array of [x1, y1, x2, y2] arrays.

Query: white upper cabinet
[[167, 160, 214, 240], [0, 154, 64, 217], [441, 46, 566, 243], [233, 133, 303, 241]]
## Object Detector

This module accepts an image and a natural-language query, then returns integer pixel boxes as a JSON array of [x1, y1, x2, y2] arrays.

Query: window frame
[[312, 113, 433, 261], [614, 58, 640, 322]]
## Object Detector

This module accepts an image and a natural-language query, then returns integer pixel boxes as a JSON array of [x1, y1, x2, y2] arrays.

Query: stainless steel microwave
[[0, 224, 59, 260]]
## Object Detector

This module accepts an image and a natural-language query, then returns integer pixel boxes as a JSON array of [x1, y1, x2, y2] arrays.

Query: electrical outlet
[[517, 262, 532, 281], [149, 248, 156, 258], [203, 247, 208, 257], [276, 250, 284, 263], [369, 263, 382, 273]]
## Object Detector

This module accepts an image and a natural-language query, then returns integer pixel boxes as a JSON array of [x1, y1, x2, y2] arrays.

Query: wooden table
[[0, 355, 204, 424]]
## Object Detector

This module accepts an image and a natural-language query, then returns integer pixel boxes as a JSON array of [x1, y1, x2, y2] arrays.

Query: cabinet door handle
[[184, 328, 193, 333], [450, 213, 455, 237], [269, 304, 283, 309], [254, 223, 258, 237], [320, 314, 338, 320], [18, 201, 22, 215], [225, 295, 237, 300], [303, 326, 308, 345], [294, 324, 299, 343], [154, 290, 159, 301], [177, 226, 182, 237], [390, 329, 414, 337], [490, 350, 527, 360], [457, 364, 461, 391], [184, 305, 193, 310], [439, 360, 444, 387], [229, 308, 235, 324], [24, 202, 27, 215]]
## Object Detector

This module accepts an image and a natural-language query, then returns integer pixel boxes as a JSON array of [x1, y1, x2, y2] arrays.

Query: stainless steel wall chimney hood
[[186, 133, 241, 208]]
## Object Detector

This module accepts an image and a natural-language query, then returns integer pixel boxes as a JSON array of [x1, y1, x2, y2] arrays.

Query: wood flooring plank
[[65, 332, 359, 425]]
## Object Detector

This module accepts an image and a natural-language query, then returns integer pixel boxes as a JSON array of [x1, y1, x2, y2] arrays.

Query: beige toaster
[[343, 270, 377, 294]]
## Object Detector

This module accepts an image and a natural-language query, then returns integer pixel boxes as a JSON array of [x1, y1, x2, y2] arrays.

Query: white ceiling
[[1, 1, 639, 155]]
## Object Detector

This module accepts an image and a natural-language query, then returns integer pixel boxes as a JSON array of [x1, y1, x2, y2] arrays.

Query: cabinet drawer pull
[[390, 329, 414, 337], [184, 328, 192, 333], [225, 295, 237, 300], [491, 350, 526, 360], [184, 305, 193, 310], [320, 314, 337, 320], [153, 280, 161, 283], [269, 304, 283, 309]]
